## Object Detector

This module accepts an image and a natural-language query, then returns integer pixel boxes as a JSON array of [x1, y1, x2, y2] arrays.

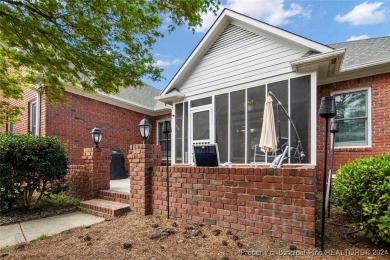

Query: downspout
[[36, 89, 41, 136]]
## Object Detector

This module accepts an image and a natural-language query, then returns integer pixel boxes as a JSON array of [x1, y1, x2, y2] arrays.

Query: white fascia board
[[340, 58, 390, 72], [65, 86, 170, 116], [290, 49, 346, 71], [154, 92, 185, 105], [318, 60, 390, 85]]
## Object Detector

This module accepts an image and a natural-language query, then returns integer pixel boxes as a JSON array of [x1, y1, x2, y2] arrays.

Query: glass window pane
[[290, 76, 310, 163], [247, 85, 265, 163], [334, 90, 368, 147], [230, 90, 245, 163], [215, 94, 229, 163], [193, 111, 210, 140], [335, 119, 367, 146], [158, 122, 171, 158], [268, 80, 288, 157], [190, 97, 212, 107], [30, 102, 37, 136], [175, 103, 183, 163], [335, 91, 366, 119]]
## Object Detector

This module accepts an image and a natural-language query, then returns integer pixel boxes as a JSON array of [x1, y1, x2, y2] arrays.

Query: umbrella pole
[[268, 92, 305, 161]]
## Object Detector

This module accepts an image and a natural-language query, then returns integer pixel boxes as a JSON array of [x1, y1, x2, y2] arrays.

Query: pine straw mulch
[[1, 207, 389, 260]]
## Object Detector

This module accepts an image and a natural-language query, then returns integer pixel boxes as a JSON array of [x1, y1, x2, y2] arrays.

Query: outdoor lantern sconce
[[90, 126, 103, 148], [318, 96, 337, 252], [139, 116, 151, 144]]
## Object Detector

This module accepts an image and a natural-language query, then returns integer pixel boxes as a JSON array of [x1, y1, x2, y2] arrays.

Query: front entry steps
[[80, 199, 130, 218]]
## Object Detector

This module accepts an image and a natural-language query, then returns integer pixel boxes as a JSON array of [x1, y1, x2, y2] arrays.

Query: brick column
[[82, 147, 111, 199], [127, 144, 162, 215]]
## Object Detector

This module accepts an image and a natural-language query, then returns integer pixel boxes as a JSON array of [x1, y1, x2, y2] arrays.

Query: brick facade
[[317, 72, 390, 185], [0, 90, 171, 166]]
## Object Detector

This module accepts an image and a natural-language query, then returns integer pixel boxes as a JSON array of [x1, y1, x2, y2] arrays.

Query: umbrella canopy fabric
[[259, 96, 277, 153]]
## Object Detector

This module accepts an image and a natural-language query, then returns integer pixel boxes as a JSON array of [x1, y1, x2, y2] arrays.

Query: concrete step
[[80, 199, 130, 218], [99, 190, 131, 204]]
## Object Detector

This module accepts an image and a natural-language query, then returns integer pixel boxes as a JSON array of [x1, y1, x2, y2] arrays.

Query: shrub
[[0, 134, 68, 210], [332, 154, 390, 244]]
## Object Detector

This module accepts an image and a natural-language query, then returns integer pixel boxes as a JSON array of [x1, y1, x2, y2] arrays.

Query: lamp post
[[327, 120, 339, 218], [139, 117, 151, 144], [319, 96, 337, 252], [90, 126, 103, 148], [162, 120, 172, 219]]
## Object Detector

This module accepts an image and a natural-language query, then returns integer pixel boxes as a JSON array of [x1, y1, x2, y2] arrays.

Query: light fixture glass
[[139, 116, 151, 144], [90, 126, 102, 148]]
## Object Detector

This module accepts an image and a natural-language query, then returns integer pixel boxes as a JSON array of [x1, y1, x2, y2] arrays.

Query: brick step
[[80, 199, 130, 218], [99, 190, 131, 204]]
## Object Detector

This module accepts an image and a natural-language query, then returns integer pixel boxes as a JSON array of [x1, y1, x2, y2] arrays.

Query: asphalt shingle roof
[[329, 36, 390, 70], [110, 84, 165, 110]]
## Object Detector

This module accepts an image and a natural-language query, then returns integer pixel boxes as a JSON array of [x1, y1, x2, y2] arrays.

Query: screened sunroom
[[171, 74, 315, 166]]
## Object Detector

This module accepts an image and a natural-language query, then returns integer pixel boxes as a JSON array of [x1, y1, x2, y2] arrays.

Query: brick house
[[2, 9, 390, 176], [0, 85, 171, 166], [156, 9, 390, 177]]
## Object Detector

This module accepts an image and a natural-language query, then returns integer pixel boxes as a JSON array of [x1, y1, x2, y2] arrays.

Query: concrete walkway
[[0, 212, 105, 248], [110, 177, 130, 193]]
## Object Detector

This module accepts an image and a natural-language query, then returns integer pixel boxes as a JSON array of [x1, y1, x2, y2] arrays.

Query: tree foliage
[[0, 0, 220, 122]]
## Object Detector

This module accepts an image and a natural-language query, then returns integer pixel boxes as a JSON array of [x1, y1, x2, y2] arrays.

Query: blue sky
[[144, 1, 390, 90]]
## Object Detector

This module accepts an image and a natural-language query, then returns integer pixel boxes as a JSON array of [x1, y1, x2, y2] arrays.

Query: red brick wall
[[0, 88, 43, 135], [317, 72, 390, 184], [45, 91, 170, 165], [150, 166, 316, 247], [65, 165, 88, 199]]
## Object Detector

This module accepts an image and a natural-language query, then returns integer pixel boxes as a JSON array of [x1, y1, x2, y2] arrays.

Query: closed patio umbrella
[[259, 96, 277, 153]]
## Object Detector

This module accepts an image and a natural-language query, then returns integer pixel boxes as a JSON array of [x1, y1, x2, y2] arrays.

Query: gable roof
[[329, 36, 390, 71], [160, 8, 334, 96]]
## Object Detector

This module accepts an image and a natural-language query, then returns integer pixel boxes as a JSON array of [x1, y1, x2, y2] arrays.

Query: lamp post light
[[327, 120, 340, 218], [319, 96, 337, 252], [90, 126, 103, 148], [162, 120, 172, 219], [139, 117, 151, 144]]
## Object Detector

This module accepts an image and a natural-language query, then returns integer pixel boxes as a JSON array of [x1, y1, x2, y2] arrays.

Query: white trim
[[244, 89, 248, 164], [310, 72, 317, 165], [341, 58, 390, 72], [331, 87, 372, 149], [29, 99, 38, 136], [172, 104, 176, 163], [290, 49, 345, 71]]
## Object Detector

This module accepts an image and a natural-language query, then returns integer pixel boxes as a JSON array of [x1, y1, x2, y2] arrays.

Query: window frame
[[29, 99, 38, 136], [6, 117, 13, 134], [156, 119, 172, 158], [331, 87, 372, 148]]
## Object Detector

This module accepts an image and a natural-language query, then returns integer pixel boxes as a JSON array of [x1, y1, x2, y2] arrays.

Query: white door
[[190, 107, 213, 147]]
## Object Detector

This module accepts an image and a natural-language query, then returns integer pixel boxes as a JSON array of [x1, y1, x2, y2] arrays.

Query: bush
[[332, 154, 390, 244], [0, 134, 68, 210]]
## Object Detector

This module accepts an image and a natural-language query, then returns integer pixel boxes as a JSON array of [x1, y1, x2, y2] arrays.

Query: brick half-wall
[[150, 166, 316, 247], [317, 72, 390, 187]]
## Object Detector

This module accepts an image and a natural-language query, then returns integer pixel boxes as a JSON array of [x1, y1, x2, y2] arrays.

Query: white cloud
[[154, 58, 182, 67], [346, 35, 370, 41], [335, 2, 386, 25], [195, 0, 311, 33]]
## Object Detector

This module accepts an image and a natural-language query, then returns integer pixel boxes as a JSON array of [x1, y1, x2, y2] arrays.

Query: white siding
[[178, 24, 308, 97]]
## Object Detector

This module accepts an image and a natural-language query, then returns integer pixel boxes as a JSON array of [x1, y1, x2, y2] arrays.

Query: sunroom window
[[333, 89, 370, 147]]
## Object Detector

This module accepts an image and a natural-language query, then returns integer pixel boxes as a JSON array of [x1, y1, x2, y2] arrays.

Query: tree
[[0, 0, 220, 123]]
